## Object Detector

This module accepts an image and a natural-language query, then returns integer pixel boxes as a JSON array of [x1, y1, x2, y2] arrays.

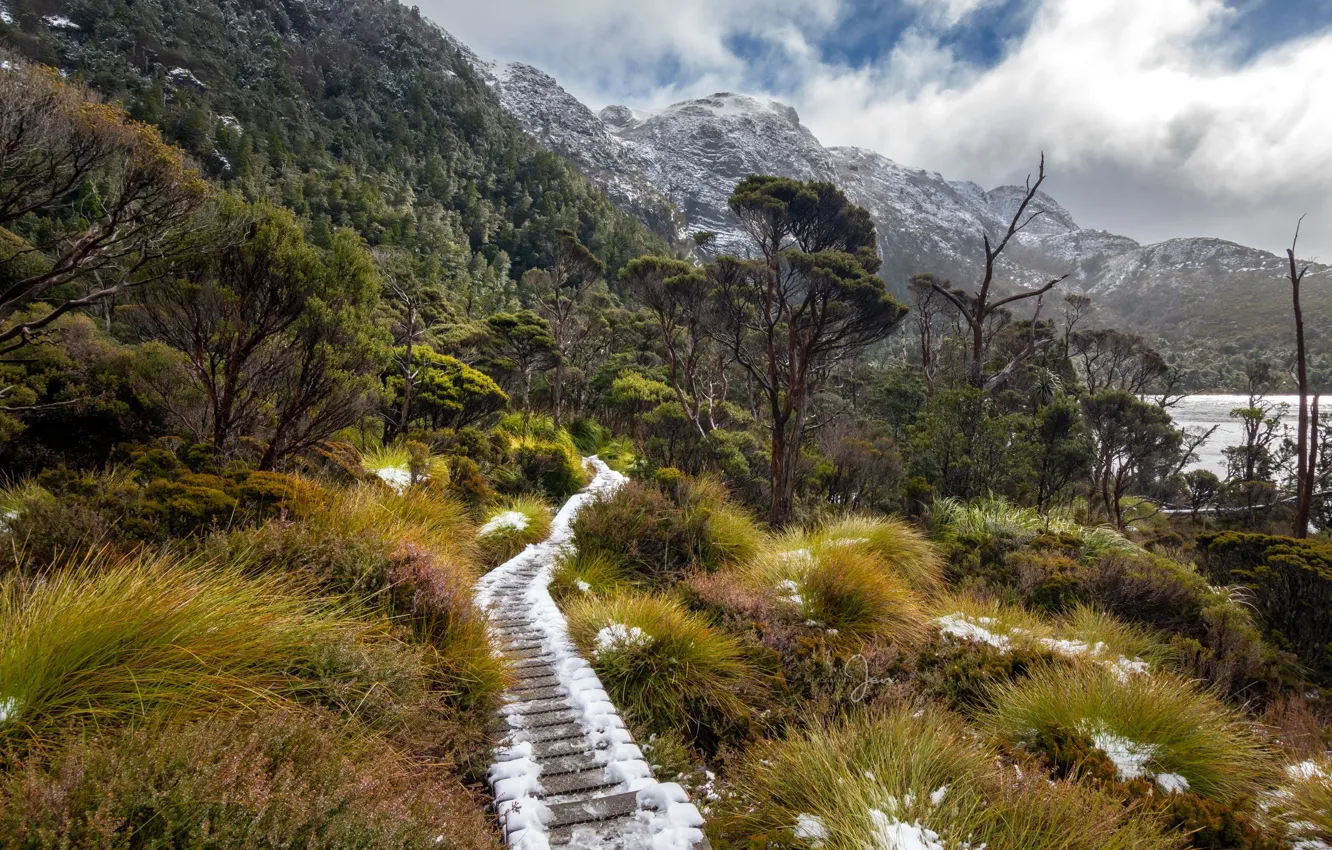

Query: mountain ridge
[[470, 54, 1331, 385]]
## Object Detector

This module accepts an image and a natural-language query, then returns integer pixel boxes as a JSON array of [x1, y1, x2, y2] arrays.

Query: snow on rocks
[[480, 510, 531, 537], [43, 14, 78, 28], [476, 458, 709, 849], [1, 5, 13, 25]]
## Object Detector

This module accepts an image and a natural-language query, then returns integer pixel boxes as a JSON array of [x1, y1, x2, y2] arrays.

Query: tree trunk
[[397, 303, 415, 438], [552, 359, 564, 428]]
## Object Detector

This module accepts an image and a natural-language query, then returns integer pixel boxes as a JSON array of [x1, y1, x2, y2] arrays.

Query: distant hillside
[[0, 0, 666, 300]]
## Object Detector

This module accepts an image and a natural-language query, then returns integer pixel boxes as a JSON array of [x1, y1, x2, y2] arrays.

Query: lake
[[1169, 394, 1305, 479]]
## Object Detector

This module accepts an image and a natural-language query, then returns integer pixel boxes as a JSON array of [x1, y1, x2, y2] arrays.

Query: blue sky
[[427, 0, 1332, 257]]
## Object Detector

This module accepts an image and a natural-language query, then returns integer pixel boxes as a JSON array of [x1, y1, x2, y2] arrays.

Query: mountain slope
[[474, 57, 1330, 381], [0, 0, 665, 298]]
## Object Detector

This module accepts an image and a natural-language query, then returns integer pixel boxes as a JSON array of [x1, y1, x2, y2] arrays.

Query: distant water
[[1169, 395, 1304, 478]]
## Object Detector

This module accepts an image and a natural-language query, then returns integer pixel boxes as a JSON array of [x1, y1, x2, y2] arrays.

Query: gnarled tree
[[713, 175, 907, 526]]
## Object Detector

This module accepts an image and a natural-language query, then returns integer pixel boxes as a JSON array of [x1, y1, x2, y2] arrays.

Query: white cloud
[[423, 0, 1332, 258]]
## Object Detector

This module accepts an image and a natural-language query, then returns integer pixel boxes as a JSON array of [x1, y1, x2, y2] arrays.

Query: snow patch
[[595, 623, 652, 658], [43, 14, 77, 28], [778, 578, 805, 608], [1155, 773, 1190, 794], [480, 509, 531, 537], [168, 67, 207, 88], [576, 579, 592, 593], [793, 813, 829, 845], [1288, 761, 1328, 781], [1, 6, 13, 25], [0, 697, 18, 724], [374, 465, 412, 493], [935, 612, 1012, 651], [1085, 725, 1157, 780], [867, 808, 947, 850]]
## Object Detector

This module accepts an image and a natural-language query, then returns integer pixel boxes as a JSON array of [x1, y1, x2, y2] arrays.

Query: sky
[[421, 0, 1332, 258]]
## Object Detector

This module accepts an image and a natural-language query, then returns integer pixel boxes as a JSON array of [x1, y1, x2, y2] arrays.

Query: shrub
[[0, 551, 364, 749], [510, 437, 588, 502], [933, 496, 1082, 547], [715, 706, 1177, 850], [1196, 531, 1332, 684], [572, 475, 760, 582], [981, 664, 1277, 801], [475, 494, 552, 568], [564, 592, 761, 748], [814, 514, 946, 597], [0, 708, 492, 850]]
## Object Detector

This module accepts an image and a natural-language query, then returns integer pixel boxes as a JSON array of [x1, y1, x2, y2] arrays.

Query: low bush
[[0, 551, 365, 750], [572, 474, 760, 582], [715, 705, 1178, 850], [0, 708, 493, 849], [981, 664, 1277, 802], [1196, 531, 1332, 684], [564, 591, 762, 749], [475, 494, 552, 567]]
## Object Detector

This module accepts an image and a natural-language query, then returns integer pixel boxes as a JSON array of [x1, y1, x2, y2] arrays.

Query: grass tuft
[[815, 514, 946, 597], [981, 663, 1277, 801], [716, 705, 1177, 850], [475, 494, 552, 568], [0, 550, 366, 749], [564, 591, 761, 742], [549, 549, 629, 604]]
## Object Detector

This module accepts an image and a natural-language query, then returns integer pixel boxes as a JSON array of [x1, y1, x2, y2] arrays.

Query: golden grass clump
[[564, 591, 761, 742], [980, 663, 1278, 801], [475, 494, 553, 568], [716, 705, 1180, 850], [0, 549, 369, 749], [816, 514, 946, 597]]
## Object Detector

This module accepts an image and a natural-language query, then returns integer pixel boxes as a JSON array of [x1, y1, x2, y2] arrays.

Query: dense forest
[[0, 1, 1330, 848]]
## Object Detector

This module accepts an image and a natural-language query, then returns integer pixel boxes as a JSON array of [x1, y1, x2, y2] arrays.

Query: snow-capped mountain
[[466, 49, 1328, 347]]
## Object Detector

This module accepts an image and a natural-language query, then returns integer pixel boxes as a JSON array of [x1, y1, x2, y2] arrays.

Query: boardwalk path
[[475, 458, 710, 850]]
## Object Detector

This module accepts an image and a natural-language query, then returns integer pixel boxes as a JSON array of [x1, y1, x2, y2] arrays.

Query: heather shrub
[[0, 708, 493, 849]]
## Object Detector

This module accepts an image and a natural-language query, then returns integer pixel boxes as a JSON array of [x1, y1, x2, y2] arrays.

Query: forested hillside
[[1, 0, 664, 299]]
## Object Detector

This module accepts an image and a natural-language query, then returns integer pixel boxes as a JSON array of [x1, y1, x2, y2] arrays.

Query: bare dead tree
[[928, 154, 1071, 389], [1287, 217, 1320, 538]]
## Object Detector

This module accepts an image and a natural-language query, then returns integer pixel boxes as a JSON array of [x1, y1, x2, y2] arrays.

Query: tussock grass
[[933, 497, 1138, 562], [564, 592, 760, 740], [1271, 758, 1332, 845], [698, 502, 764, 568], [475, 494, 552, 567], [549, 549, 629, 604], [815, 514, 946, 597], [216, 480, 504, 711], [743, 538, 930, 650], [718, 705, 1178, 850], [1057, 605, 1176, 669], [981, 663, 1277, 800], [0, 550, 366, 748], [931, 590, 1054, 652], [359, 443, 450, 491]]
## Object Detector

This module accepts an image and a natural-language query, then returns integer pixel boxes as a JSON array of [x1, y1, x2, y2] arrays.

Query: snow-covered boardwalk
[[476, 458, 710, 850]]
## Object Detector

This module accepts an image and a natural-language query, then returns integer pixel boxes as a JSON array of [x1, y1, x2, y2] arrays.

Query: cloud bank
[[424, 0, 1332, 259]]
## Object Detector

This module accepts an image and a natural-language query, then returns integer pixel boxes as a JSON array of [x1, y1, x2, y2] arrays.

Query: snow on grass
[[479, 509, 530, 537], [867, 808, 947, 850], [1155, 773, 1190, 794], [373, 465, 412, 493], [1085, 724, 1157, 780], [475, 458, 706, 850], [794, 813, 829, 845], [778, 578, 805, 608], [594, 622, 652, 658], [0, 697, 18, 724], [1289, 761, 1328, 781], [935, 612, 1012, 651]]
